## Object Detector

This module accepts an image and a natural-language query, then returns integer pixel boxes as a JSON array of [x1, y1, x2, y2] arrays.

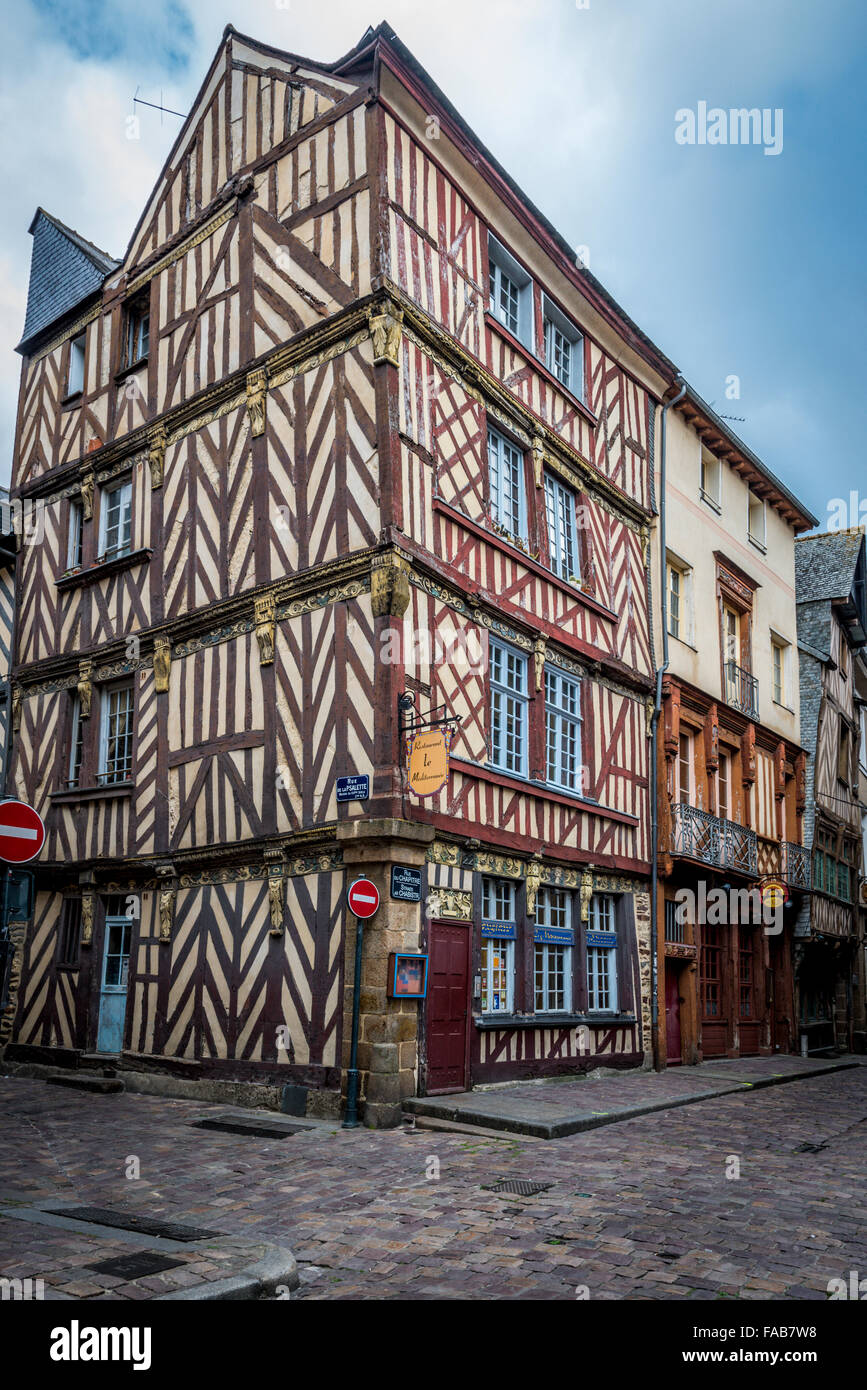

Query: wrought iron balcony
[[724, 660, 759, 720], [671, 803, 758, 876], [781, 840, 810, 890]]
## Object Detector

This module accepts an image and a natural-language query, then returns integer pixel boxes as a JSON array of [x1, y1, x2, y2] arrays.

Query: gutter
[[649, 377, 686, 1070]]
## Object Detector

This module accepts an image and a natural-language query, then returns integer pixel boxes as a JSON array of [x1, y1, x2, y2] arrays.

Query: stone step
[[46, 1074, 124, 1095]]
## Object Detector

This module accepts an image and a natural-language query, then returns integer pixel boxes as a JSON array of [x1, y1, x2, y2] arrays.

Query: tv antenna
[[132, 85, 186, 123]]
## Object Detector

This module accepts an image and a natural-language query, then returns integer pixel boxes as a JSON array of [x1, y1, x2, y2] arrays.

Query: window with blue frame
[[481, 876, 516, 1014], [586, 893, 618, 1013]]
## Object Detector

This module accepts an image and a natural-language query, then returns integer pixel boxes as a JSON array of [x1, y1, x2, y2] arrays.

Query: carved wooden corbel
[[525, 854, 543, 917], [77, 660, 93, 719], [580, 868, 594, 922], [246, 369, 267, 437], [10, 685, 21, 732], [148, 423, 168, 489], [370, 553, 411, 619], [80, 893, 94, 948], [153, 636, 171, 693], [254, 594, 276, 665], [80, 471, 94, 521], [532, 436, 546, 489], [267, 867, 285, 937], [369, 303, 404, 367], [158, 880, 176, 946], [533, 637, 547, 692]]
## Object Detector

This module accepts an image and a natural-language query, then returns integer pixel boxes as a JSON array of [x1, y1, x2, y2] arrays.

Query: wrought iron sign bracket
[[398, 691, 463, 736]]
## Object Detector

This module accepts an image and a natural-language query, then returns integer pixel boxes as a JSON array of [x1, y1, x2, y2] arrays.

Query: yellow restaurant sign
[[406, 727, 455, 797], [760, 878, 788, 911]]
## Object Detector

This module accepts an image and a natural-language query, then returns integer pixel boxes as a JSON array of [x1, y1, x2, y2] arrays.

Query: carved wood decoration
[[153, 637, 171, 694]]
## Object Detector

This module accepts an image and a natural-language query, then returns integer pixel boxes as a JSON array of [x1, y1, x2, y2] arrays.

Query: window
[[481, 876, 516, 1014], [723, 605, 740, 664], [543, 297, 584, 398], [700, 449, 721, 508], [67, 332, 86, 396], [813, 827, 852, 902], [68, 695, 85, 788], [678, 732, 692, 806], [57, 899, 82, 967], [489, 640, 528, 776], [665, 898, 685, 944], [586, 894, 617, 1013], [544, 473, 580, 581], [545, 666, 582, 792], [772, 636, 789, 706], [488, 235, 532, 346], [98, 683, 134, 785], [717, 751, 729, 822], [739, 935, 754, 1018], [124, 293, 150, 367], [98, 479, 132, 561], [839, 637, 850, 681], [748, 491, 766, 548], [701, 925, 722, 1018], [667, 557, 692, 642], [838, 720, 851, 787], [488, 428, 526, 542], [67, 499, 83, 570], [534, 888, 572, 1013]]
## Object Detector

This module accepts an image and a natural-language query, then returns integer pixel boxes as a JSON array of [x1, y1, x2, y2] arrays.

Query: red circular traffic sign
[[347, 877, 380, 919], [0, 799, 45, 863]]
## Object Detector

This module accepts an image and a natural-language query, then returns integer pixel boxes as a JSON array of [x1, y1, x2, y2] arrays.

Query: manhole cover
[[86, 1252, 185, 1280], [486, 1179, 554, 1197], [46, 1207, 220, 1242], [191, 1119, 305, 1139]]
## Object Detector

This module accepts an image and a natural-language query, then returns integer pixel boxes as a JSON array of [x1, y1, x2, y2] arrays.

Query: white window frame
[[542, 295, 584, 399], [98, 682, 134, 785], [67, 499, 83, 570], [545, 665, 583, 793], [717, 750, 730, 822], [488, 427, 527, 543], [748, 491, 766, 549], [68, 694, 84, 788], [723, 604, 740, 664], [586, 893, 618, 1014], [125, 297, 150, 367], [67, 332, 86, 396], [544, 472, 580, 582], [771, 633, 791, 707], [481, 876, 517, 1015], [678, 731, 693, 806], [489, 639, 529, 778], [488, 234, 533, 349], [534, 887, 572, 1013], [700, 449, 721, 509], [98, 478, 132, 562], [667, 554, 693, 644]]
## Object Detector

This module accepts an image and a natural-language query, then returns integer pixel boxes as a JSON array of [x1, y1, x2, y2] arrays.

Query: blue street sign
[[337, 775, 370, 803]]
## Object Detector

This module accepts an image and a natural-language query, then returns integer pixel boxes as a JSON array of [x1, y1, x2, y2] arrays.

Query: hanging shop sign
[[760, 877, 789, 911], [406, 726, 455, 798], [387, 952, 429, 998]]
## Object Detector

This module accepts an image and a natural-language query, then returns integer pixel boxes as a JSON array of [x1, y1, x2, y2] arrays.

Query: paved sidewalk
[[403, 1055, 862, 1137]]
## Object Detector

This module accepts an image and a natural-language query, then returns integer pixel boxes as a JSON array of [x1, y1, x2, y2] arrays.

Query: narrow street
[[1, 1064, 865, 1300]]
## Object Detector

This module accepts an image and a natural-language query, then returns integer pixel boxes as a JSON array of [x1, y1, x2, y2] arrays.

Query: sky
[[1, 0, 864, 528]]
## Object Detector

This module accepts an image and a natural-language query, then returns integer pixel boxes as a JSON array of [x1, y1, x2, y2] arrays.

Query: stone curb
[[155, 1247, 298, 1301], [402, 1059, 862, 1139]]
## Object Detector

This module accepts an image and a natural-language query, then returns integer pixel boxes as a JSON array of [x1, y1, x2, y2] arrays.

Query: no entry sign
[[347, 877, 380, 919], [0, 800, 45, 864]]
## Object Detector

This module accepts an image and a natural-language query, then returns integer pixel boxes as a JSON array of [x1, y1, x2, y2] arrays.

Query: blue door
[[96, 915, 131, 1053]]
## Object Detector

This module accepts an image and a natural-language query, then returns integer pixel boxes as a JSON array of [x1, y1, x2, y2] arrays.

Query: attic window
[[748, 491, 766, 549], [124, 292, 150, 369], [66, 332, 86, 397]]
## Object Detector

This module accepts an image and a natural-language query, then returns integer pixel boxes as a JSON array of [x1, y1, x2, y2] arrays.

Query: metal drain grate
[[191, 1118, 306, 1139], [486, 1179, 554, 1197], [86, 1252, 185, 1280], [46, 1207, 220, 1242]]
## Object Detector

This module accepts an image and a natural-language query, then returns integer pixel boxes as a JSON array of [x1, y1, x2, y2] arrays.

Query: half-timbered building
[[654, 390, 816, 1065], [795, 527, 867, 1052], [7, 22, 687, 1122]]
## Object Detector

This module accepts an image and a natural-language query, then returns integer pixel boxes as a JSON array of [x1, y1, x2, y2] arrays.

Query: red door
[[665, 964, 682, 1065], [426, 921, 470, 1094]]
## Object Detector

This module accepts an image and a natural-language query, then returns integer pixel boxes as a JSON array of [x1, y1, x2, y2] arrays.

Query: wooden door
[[97, 914, 131, 1053], [664, 964, 682, 1064], [426, 920, 469, 1094]]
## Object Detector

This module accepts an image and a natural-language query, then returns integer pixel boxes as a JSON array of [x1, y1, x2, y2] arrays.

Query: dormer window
[[124, 292, 150, 368], [66, 332, 86, 397], [488, 235, 533, 349]]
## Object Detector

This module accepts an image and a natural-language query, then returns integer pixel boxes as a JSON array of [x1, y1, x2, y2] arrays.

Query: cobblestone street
[[1, 1064, 865, 1301]]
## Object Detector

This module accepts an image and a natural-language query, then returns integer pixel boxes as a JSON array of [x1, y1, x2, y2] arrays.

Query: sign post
[[0, 800, 44, 1015], [342, 877, 380, 1129]]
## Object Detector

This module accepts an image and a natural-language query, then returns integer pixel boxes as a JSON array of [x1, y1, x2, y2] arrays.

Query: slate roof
[[19, 209, 118, 350], [795, 527, 865, 603]]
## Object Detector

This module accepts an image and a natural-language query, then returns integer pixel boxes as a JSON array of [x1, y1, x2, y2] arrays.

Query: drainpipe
[[650, 377, 686, 1070]]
